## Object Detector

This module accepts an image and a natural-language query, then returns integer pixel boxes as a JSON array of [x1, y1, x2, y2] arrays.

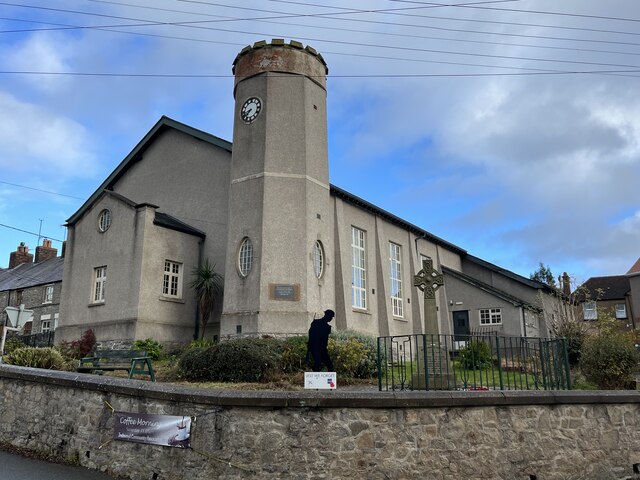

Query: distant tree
[[530, 262, 557, 288], [190, 259, 224, 339]]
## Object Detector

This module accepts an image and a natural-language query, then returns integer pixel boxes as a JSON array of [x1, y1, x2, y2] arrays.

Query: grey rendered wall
[[57, 195, 146, 344]]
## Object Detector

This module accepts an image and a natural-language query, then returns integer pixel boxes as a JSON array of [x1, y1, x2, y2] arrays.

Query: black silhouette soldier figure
[[307, 309, 335, 372]]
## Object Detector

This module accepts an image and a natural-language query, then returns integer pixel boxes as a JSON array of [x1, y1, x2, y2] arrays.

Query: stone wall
[[1, 365, 639, 480]]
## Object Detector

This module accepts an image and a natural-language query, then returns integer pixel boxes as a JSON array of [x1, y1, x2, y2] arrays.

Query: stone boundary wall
[[1, 365, 639, 480]]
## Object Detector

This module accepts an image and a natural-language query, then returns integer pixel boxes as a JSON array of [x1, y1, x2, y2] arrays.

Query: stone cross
[[414, 257, 444, 334]]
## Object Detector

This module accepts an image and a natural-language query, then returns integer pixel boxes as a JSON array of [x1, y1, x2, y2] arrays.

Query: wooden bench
[[78, 350, 156, 381]]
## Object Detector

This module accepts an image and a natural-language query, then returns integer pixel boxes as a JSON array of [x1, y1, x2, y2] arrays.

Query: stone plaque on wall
[[269, 284, 300, 301]]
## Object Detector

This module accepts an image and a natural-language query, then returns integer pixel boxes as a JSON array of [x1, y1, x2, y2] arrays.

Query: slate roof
[[579, 276, 630, 301], [0, 257, 64, 291], [154, 212, 206, 238], [464, 254, 552, 292]]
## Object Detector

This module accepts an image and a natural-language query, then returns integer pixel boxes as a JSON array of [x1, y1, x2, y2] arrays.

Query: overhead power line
[[0, 223, 64, 243], [0, 181, 84, 200]]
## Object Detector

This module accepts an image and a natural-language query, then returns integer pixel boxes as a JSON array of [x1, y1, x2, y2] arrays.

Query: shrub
[[459, 340, 493, 370], [209, 338, 282, 382], [280, 336, 309, 373], [133, 338, 164, 361], [552, 320, 586, 367], [58, 329, 96, 359], [328, 334, 377, 379], [3, 337, 25, 355], [5, 347, 67, 370], [178, 346, 217, 381], [185, 339, 217, 350], [580, 333, 640, 389]]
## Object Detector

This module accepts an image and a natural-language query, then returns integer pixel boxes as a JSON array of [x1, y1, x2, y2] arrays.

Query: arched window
[[98, 209, 111, 232], [313, 240, 324, 279], [238, 237, 253, 277]]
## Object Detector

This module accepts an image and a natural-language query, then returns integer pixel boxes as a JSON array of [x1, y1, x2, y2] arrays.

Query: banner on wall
[[114, 412, 191, 448]]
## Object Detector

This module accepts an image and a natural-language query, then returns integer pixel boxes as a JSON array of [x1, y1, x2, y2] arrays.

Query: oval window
[[313, 240, 324, 279], [238, 237, 253, 277], [98, 209, 111, 232]]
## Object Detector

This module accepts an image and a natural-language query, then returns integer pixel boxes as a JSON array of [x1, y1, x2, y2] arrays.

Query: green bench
[[78, 349, 156, 381]]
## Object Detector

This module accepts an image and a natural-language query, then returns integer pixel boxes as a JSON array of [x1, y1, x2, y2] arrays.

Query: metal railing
[[377, 333, 571, 392]]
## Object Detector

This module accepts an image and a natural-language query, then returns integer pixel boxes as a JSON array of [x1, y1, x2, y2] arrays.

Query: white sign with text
[[304, 372, 337, 389]]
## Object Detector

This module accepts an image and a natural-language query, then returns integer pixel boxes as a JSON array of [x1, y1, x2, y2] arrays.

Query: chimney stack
[[35, 239, 58, 263], [9, 242, 34, 268]]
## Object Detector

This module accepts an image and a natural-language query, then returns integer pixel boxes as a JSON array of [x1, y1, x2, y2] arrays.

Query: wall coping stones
[[2, 365, 639, 408]]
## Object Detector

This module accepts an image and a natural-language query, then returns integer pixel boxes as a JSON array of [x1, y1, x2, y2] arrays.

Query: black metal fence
[[13, 331, 56, 348], [377, 333, 571, 391]]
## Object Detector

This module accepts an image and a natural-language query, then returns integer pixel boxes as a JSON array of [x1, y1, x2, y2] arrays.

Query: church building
[[57, 40, 552, 347]]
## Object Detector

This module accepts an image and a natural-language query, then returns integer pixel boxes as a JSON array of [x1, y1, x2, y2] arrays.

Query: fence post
[[377, 337, 382, 391], [562, 338, 572, 390], [495, 333, 504, 391]]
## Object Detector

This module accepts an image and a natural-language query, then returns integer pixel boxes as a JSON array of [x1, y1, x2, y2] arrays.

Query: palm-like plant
[[189, 259, 224, 339]]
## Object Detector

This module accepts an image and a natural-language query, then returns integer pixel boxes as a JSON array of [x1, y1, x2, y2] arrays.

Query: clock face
[[240, 97, 262, 124]]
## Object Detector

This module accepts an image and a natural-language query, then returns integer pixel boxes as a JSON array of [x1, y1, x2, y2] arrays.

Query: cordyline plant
[[189, 259, 224, 339]]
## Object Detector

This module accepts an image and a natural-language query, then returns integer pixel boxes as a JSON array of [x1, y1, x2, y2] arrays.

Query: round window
[[98, 209, 111, 232], [313, 240, 324, 279], [238, 237, 253, 277]]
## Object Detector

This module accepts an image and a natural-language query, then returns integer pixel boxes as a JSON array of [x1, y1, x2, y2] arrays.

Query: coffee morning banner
[[114, 412, 191, 448]]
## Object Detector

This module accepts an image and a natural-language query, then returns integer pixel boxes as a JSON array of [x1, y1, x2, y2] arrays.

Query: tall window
[[583, 302, 597, 320], [43, 285, 54, 304], [238, 237, 253, 277], [480, 308, 502, 325], [615, 303, 627, 319], [40, 314, 51, 333], [390, 243, 403, 317], [313, 240, 325, 279], [351, 227, 367, 309], [163, 260, 182, 298], [93, 266, 107, 303]]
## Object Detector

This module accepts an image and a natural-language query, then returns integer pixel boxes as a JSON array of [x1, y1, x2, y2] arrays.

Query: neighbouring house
[[577, 271, 636, 330], [0, 241, 63, 339], [56, 40, 557, 348], [628, 258, 640, 329]]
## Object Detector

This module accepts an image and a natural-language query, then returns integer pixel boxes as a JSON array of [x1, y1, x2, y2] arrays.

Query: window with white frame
[[40, 314, 51, 333], [583, 302, 597, 320], [98, 209, 111, 232], [615, 303, 627, 319], [480, 308, 502, 325], [92, 266, 107, 303], [238, 237, 253, 277], [163, 260, 182, 298], [43, 285, 54, 304], [351, 227, 367, 309], [313, 240, 325, 279], [389, 242, 403, 317]]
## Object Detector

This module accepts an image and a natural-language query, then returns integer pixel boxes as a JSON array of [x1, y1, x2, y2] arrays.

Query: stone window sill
[[159, 296, 185, 304]]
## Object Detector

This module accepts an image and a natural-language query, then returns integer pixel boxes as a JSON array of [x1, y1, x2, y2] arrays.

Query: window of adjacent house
[[41, 314, 51, 333], [351, 227, 367, 309], [98, 209, 111, 232], [615, 303, 627, 319], [480, 308, 502, 325], [16, 289, 23, 306], [583, 302, 597, 320], [390, 242, 403, 318], [163, 260, 182, 298], [93, 266, 107, 303], [313, 240, 325, 279], [43, 285, 54, 304], [238, 237, 253, 277]]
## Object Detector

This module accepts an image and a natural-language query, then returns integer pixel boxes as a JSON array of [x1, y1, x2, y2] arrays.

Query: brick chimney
[[35, 239, 58, 263], [9, 242, 33, 268]]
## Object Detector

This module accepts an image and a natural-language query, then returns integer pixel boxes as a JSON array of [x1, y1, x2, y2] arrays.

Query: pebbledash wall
[[1, 366, 639, 480]]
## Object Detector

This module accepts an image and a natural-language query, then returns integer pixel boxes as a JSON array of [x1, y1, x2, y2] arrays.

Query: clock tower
[[221, 39, 334, 336]]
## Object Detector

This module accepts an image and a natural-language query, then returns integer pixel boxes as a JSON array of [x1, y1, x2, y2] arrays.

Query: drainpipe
[[194, 239, 204, 340]]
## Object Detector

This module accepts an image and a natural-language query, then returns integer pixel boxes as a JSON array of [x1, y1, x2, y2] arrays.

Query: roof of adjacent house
[[627, 258, 640, 276], [578, 275, 630, 301], [463, 254, 552, 292], [0, 257, 64, 292]]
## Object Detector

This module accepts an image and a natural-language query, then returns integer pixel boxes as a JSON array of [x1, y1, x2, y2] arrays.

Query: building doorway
[[452, 310, 470, 340]]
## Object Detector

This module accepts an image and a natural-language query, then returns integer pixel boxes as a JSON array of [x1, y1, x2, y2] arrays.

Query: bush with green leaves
[[459, 340, 493, 370], [58, 329, 96, 360], [185, 338, 218, 351], [3, 337, 25, 356], [209, 338, 282, 382], [5, 347, 68, 370], [328, 332, 377, 379], [580, 333, 639, 389], [132, 338, 164, 361], [280, 336, 309, 373], [178, 346, 217, 381]]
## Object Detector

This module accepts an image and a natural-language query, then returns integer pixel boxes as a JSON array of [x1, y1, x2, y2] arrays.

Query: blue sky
[[0, 0, 639, 286]]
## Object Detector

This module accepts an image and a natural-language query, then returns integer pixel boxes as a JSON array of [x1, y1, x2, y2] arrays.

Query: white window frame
[[351, 227, 367, 310], [163, 260, 183, 298], [238, 237, 253, 278], [92, 266, 107, 303], [480, 308, 502, 325], [389, 242, 403, 318], [40, 314, 51, 333], [43, 284, 54, 304], [313, 240, 325, 279], [98, 209, 111, 232], [615, 303, 627, 319], [583, 302, 597, 321]]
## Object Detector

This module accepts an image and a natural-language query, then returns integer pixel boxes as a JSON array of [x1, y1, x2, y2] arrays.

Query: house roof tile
[[0, 257, 64, 292]]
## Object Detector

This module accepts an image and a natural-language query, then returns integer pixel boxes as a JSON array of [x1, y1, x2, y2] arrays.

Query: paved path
[[0, 449, 115, 480]]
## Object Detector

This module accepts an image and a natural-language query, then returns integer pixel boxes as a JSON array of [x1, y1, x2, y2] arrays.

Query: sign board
[[269, 283, 299, 301], [304, 372, 337, 390], [114, 412, 191, 448], [5, 305, 33, 329]]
